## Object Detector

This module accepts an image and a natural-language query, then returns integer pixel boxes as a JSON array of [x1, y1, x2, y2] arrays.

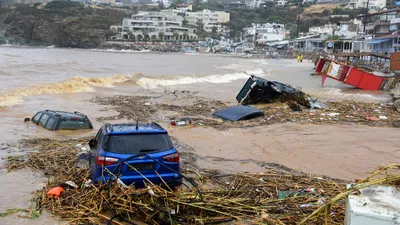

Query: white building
[[185, 9, 230, 33], [307, 19, 362, 39], [276, 0, 287, 6], [243, 23, 286, 43], [348, 0, 386, 10], [245, 0, 262, 8], [176, 3, 192, 12], [151, 0, 171, 8], [110, 11, 197, 41]]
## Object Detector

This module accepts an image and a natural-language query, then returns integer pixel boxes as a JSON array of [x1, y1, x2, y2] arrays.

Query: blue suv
[[88, 122, 182, 188]]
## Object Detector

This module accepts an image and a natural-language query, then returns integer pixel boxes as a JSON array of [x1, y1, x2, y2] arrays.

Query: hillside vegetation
[[0, 1, 132, 48]]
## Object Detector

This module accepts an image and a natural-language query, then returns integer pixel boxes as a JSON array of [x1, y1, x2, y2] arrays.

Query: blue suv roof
[[105, 123, 167, 135]]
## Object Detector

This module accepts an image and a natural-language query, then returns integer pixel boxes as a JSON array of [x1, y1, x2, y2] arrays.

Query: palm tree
[[158, 32, 164, 41], [127, 31, 134, 41], [173, 31, 179, 41]]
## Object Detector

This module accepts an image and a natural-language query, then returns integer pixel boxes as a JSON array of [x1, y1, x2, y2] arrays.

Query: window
[[45, 117, 55, 130], [38, 114, 49, 127], [93, 129, 103, 148], [58, 119, 92, 130], [32, 113, 43, 123], [117, 28, 122, 32], [105, 134, 172, 154]]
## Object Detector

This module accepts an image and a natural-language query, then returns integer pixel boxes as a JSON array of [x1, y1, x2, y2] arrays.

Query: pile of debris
[[391, 84, 400, 113], [89, 88, 400, 130], [6, 138, 400, 225]]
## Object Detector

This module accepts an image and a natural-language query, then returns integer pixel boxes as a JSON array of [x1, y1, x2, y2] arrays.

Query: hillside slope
[[0, 2, 129, 48]]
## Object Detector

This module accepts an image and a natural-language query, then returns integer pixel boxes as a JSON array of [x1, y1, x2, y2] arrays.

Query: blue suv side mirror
[[88, 139, 96, 149]]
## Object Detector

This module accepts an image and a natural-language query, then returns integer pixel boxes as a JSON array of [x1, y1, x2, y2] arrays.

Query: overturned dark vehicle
[[236, 76, 326, 109]]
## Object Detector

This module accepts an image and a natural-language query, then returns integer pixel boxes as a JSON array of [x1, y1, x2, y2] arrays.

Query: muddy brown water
[[0, 46, 398, 224]]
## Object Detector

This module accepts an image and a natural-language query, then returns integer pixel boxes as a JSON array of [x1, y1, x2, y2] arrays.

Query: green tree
[[173, 31, 179, 40], [182, 19, 189, 27], [211, 26, 217, 34], [127, 31, 134, 40], [326, 35, 339, 40], [195, 19, 206, 39], [158, 31, 164, 41], [192, 0, 201, 11]]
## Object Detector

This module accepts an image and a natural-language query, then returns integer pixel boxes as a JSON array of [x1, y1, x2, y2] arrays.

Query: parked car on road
[[25, 110, 93, 131], [88, 122, 182, 189]]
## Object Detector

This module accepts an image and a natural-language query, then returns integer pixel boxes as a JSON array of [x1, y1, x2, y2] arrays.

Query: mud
[[92, 90, 227, 127], [91, 91, 400, 129]]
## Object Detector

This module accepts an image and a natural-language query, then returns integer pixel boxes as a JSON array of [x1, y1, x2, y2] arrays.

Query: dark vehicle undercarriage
[[236, 76, 325, 110]]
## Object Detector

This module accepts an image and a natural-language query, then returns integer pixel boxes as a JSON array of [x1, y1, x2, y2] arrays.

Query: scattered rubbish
[[65, 181, 78, 188], [300, 203, 313, 208], [379, 116, 388, 120], [47, 187, 64, 199], [317, 197, 326, 206], [327, 113, 340, 117], [170, 117, 192, 126], [213, 105, 264, 122], [258, 178, 265, 182], [148, 189, 155, 196], [302, 188, 316, 193], [117, 178, 128, 188], [84, 179, 92, 188], [366, 116, 380, 121], [374, 109, 381, 113], [278, 189, 316, 200], [144, 102, 151, 106], [199, 123, 204, 126]]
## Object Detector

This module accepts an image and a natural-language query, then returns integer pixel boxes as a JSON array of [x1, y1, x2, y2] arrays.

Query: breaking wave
[[91, 49, 152, 53], [0, 69, 267, 107], [134, 69, 266, 89], [0, 75, 128, 107]]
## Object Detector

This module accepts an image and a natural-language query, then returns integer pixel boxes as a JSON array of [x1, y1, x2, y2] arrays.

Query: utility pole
[[363, 0, 370, 34], [296, 11, 300, 38]]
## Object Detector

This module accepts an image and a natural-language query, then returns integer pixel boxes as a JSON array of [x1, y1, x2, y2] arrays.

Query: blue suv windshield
[[105, 134, 172, 154]]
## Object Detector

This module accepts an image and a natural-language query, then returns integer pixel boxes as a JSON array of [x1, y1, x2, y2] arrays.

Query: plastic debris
[[117, 178, 128, 188], [170, 117, 192, 126], [317, 197, 327, 206], [148, 189, 155, 196], [65, 181, 78, 188], [47, 187, 65, 199], [300, 203, 313, 208], [379, 116, 388, 120], [84, 179, 92, 188], [366, 116, 380, 121], [302, 188, 315, 193], [144, 102, 151, 106], [327, 113, 340, 117]]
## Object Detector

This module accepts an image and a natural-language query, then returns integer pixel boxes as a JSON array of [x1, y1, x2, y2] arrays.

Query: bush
[[44, 0, 83, 9]]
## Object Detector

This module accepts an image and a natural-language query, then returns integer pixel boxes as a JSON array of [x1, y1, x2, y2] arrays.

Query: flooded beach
[[0, 46, 399, 224]]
